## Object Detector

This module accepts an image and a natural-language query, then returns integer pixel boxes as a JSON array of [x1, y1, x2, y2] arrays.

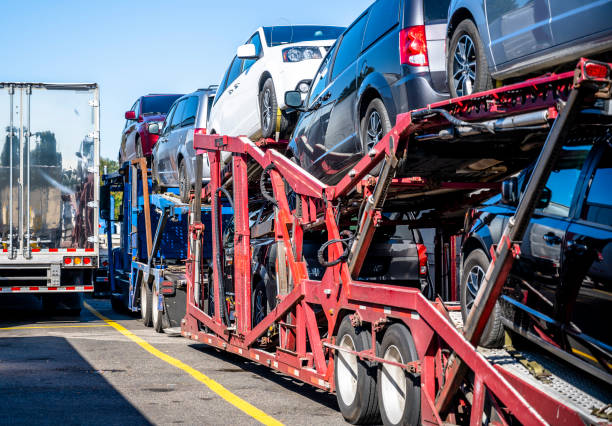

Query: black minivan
[[286, 0, 449, 184]]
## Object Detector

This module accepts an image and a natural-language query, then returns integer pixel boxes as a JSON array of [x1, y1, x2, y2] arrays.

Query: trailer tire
[[334, 316, 380, 424], [140, 280, 152, 327], [152, 285, 164, 333], [460, 249, 504, 348], [377, 323, 420, 426]]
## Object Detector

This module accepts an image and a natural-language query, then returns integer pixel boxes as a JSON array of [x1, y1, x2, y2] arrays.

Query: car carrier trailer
[[101, 159, 232, 331], [0, 83, 100, 311], [172, 59, 612, 425]]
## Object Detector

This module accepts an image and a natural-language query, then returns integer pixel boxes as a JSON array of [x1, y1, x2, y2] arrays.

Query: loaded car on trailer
[[0, 82, 100, 313]]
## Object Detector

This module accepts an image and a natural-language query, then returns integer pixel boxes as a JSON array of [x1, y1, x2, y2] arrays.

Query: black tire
[[361, 99, 392, 177], [136, 137, 144, 159], [447, 19, 493, 98], [460, 249, 504, 348], [259, 78, 289, 139], [252, 280, 268, 327], [140, 280, 152, 327], [152, 285, 164, 333], [285, 156, 302, 217], [179, 160, 190, 203], [334, 316, 380, 424], [377, 324, 420, 426]]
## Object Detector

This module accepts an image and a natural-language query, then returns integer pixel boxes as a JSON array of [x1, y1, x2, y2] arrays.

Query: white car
[[208, 25, 344, 140]]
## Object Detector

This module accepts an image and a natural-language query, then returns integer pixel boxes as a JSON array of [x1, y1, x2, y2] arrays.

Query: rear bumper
[[393, 72, 449, 119]]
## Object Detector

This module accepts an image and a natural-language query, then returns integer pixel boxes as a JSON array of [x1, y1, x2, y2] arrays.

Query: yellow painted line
[[0, 324, 111, 330], [83, 302, 283, 426]]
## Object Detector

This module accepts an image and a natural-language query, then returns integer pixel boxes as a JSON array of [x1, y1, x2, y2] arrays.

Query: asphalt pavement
[[0, 295, 345, 425]]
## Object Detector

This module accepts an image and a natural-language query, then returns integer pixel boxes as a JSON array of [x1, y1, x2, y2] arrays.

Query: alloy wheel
[[465, 264, 485, 310], [452, 34, 477, 96], [262, 89, 272, 132], [366, 110, 383, 151]]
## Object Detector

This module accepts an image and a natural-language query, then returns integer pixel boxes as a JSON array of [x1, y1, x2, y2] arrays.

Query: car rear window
[[363, 0, 400, 50], [423, 0, 450, 24], [263, 26, 345, 47], [141, 95, 182, 115]]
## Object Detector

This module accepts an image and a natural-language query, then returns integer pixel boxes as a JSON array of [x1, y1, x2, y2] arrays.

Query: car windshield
[[262, 26, 345, 47], [141, 95, 182, 115]]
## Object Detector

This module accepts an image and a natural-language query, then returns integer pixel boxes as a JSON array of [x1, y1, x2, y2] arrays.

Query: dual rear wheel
[[334, 316, 420, 425]]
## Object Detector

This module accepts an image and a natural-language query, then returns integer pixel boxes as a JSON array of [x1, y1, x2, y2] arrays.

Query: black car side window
[[583, 147, 612, 227], [181, 96, 199, 128], [308, 52, 332, 107], [362, 0, 399, 50], [243, 32, 263, 72], [539, 146, 591, 217], [330, 12, 368, 81]]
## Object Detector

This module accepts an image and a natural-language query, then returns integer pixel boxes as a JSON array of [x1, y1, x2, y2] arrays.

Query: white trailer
[[0, 83, 100, 311]]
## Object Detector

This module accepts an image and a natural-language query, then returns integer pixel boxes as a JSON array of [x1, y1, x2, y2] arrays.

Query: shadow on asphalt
[[189, 343, 341, 413], [0, 335, 151, 425]]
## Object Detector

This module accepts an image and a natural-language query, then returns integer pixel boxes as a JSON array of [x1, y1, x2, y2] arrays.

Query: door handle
[[543, 232, 561, 245], [321, 92, 331, 101], [567, 239, 588, 253]]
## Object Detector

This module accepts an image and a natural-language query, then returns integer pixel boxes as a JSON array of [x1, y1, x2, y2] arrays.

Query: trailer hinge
[[88, 99, 99, 107], [87, 236, 98, 243], [87, 201, 98, 208]]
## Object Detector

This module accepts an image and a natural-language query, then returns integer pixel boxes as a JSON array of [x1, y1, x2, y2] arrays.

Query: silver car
[[446, 0, 612, 97], [151, 87, 216, 202]]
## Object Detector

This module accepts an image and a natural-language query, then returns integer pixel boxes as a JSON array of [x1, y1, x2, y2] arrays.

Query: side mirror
[[285, 90, 303, 109], [147, 122, 161, 135], [501, 177, 519, 205], [125, 110, 136, 120], [537, 187, 552, 209], [99, 185, 111, 220], [237, 43, 257, 59]]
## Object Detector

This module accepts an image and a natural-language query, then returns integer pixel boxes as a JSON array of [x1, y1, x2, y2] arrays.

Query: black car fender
[[356, 73, 397, 127]]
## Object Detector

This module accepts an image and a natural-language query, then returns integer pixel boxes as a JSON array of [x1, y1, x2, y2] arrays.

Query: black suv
[[461, 138, 612, 382], [286, 0, 449, 184]]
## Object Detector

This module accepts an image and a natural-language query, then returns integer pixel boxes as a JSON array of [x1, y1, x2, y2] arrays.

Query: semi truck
[[0, 83, 100, 312]]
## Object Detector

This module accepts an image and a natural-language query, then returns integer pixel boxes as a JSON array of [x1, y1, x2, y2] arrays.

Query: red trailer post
[[182, 59, 612, 425]]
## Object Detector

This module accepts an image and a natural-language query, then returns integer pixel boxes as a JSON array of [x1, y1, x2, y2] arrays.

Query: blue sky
[[1, 0, 372, 160]]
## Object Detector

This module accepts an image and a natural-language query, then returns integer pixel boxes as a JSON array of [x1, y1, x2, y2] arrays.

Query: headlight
[[282, 47, 322, 63]]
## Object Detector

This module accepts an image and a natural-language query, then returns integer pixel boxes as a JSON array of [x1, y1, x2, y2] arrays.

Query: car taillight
[[194, 128, 207, 135], [400, 25, 428, 67], [102, 261, 109, 267], [585, 61, 609, 79], [417, 244, 428, 276]]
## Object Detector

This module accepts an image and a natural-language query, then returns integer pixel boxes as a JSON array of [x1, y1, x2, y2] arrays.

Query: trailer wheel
[[140, 280, 152, 327], [460, 249, 504, 348], [152, 285, 164, 333], [377, 323, 420, 426], [334, 316, 380, 424]]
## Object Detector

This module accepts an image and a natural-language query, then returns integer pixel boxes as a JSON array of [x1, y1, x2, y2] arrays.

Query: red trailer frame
[[182, 59, 612, 425]]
